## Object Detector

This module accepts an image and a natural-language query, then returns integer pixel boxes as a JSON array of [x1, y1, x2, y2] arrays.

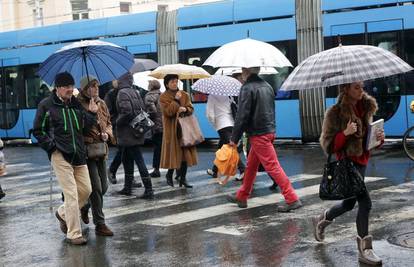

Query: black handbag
[[86, 142, 108, 159], [319, 153, 367, 200], [129, 108, 154, 135]]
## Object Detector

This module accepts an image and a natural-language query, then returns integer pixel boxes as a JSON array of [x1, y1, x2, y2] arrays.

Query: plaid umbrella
[[280, 45, 413, 91], [192, 76, 242, 96]]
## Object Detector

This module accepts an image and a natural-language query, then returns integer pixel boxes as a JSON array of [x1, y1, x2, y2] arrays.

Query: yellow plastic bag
[[214, 144, 239, 181]]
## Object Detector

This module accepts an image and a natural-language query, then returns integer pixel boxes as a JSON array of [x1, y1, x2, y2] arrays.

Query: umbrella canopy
[[281, 44, 413, 91], [133, 71, 183, 92], [38, 40, 134, 87], [215, 67, 278, 76], [130, 58, 159, 73], [149, 64, 211, 79], [191, 76, 242, 96], [203, 38, 293, 68]]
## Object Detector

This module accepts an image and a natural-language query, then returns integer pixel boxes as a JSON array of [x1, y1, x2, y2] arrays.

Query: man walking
[[227, 67, 302, 212], [33, 72, 96, 245]]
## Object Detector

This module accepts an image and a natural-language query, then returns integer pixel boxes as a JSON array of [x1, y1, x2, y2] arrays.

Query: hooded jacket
[[116, 72, 146, 146], [33, 92, 97, 166]]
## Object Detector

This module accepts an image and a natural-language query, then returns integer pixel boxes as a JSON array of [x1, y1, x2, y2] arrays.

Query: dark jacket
[[116, 72, 146, 146], [144, 89, 163, 134], [231, 74, 276, 143], [33, 92, 97, 166], [104, 88, 119, 128]]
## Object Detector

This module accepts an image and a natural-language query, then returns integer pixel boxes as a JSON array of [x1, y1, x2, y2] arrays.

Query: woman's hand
[[343, 119, 357, 136], [376, 129, 385, 142], [88, 99, 98, 113], [101, 132, 109, 142], [175, 91, 182, 100], [178, 107, 187, 113]]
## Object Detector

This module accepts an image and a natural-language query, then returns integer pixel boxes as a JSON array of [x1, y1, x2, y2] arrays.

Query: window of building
[[32, 8, 44, 26], [71, 0, 88, 20], [120, 2, 132, 14]]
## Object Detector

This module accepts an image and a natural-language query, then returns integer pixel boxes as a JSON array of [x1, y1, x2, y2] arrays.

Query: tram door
[[0, 59, 24, 139], [331, 19, 407, 137]]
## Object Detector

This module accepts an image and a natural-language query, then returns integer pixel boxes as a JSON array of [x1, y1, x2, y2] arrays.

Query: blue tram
[[0, 0, 413, 141]]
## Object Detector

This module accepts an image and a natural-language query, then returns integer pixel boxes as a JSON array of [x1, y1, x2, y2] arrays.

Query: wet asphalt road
[[0, 143, 414, 267]]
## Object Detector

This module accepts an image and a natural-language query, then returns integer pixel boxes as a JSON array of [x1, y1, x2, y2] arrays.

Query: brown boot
[[357, 235, 383, 265], [312, 209, 333, 242], [95, 224, 114, 236], [67, 236, 87, 245], [55, 211, 67, 234]]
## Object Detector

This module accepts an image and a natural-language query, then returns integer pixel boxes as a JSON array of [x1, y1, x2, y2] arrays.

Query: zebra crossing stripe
[[138, 177, 386, 227]]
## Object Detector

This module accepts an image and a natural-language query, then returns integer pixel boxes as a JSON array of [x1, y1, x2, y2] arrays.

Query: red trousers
[[236, 133, 298, 204]]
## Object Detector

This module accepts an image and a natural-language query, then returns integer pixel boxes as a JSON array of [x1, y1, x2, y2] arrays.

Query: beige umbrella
[[149, 64, 211, 79]]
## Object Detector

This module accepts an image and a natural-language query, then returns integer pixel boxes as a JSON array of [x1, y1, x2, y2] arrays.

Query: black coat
[[33, 92, 97, 166], [231, 74, 276, 143]]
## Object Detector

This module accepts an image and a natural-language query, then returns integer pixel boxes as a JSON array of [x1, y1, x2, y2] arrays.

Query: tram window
[[1, 67, 24, 129], [404, 29, 414, 95], [324, 34, 365, 49], [24, 65, 49, 108]]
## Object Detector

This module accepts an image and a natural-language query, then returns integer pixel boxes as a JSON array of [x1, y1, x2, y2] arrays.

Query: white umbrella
[[192, 76, 242, 96], [149, 64, 210, 79], [203, 38, 293, 68], [215, 67, 278, 76], [281, 44, 413, 91]]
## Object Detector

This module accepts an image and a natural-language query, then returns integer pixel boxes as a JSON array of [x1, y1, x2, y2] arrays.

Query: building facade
[[0, 0, 219, 32]]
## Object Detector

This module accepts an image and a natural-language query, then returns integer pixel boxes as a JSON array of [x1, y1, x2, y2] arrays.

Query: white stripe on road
[[139, 177, 386, 227]]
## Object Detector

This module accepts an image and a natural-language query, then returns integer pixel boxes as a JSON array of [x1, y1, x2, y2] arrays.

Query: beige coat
[[320, 92, 378, 156], [160, 90, 198, 169]]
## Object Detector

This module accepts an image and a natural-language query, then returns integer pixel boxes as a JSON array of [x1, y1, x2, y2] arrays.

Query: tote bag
[[178, 114, 204, 147]]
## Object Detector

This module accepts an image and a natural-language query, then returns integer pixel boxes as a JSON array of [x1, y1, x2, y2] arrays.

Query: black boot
[[118, 174, 133, 195], [0, 185, 5, 200], [139, 177, 154, 199], [174, 168, 181, 181], [178, 162, 192, 188], [166, 169, 174, 187]]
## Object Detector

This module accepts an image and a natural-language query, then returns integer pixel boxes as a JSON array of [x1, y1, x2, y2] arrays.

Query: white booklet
[[366, 119, 384, 150]]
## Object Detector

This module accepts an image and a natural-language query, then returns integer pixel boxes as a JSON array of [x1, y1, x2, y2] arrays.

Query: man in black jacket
[[227, 67, 302, 212], [33, 72, 97, 245]]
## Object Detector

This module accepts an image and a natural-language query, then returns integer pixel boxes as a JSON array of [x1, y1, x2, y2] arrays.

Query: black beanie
[[55, 72, 75, 88], [163, 74, 179, 89]]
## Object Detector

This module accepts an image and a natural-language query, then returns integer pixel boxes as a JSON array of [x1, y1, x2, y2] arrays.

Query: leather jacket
[[231, 74, 275, 143]]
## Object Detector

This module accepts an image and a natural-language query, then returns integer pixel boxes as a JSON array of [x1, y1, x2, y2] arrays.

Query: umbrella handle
[[82, 47, 91, 90]]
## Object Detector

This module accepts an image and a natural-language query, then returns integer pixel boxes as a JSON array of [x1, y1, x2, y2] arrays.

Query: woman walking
[[78, 76, 114, 236], [314, 81, 384, 265], [159, 74, 197, 188]]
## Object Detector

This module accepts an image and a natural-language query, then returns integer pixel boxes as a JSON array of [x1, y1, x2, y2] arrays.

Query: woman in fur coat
[[314, 81, 385, 266]]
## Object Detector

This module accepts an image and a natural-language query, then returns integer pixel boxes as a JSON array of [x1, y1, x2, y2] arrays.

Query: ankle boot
[[118, 174, 133, 195], [312, 209, 333, 242], [166, 169, 174, 187], [178, 162, 192, 188], [0, 185, 5, 200], [357, 235, 382, 265], [179, 176, 193, 188], [139, 177, 154, 199]]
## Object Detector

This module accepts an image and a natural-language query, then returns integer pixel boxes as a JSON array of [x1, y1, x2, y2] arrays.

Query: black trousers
[[109, 145, 122, 174], [151, 132, 163, 169], [121, 145, 150, 190], [326, 164, 372, 238], [212, 126, 245, 176]]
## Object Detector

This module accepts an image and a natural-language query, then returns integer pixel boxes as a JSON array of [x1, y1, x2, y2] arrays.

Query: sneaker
[[95, 224, 114, 236], [150, 170, 161, 178], [277, 199, 303, 212], [55, 211, 68, 234], [226, 194, 247, 208], [81, 207, 89, 224], [268, 182, 278, 191], [206, 169, 217, 178], [107, 169, 117, 184], [67, 236, 87, 245]]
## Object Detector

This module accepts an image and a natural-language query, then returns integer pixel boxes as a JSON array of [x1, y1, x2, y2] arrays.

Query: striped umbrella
[[280, 45, 413, 91], [191, 76, 242, 96]]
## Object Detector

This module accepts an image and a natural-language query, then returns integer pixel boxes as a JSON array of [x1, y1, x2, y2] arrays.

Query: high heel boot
[[178, 162, 192, 188], [166, 169, 174, 187]]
